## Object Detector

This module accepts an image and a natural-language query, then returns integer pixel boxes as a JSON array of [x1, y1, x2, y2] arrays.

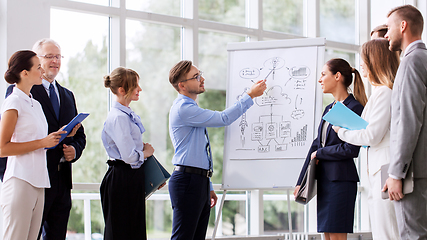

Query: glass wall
[[320, 0, 356, 44], [50, 8, 109, 236], [199, 0, 246, 26], [263, 0, 304, 35], [370, 0, 404, 31], [126, 0, 181, 16]]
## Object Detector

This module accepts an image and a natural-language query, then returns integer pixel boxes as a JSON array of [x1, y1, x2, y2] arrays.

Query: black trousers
[[100, 160, 146, 240], [40, 168, 72, 240], [169, 170, 210, 240]]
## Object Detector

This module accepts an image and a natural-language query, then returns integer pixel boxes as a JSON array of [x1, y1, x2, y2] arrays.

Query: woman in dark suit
[[294, 58, 367, 240]]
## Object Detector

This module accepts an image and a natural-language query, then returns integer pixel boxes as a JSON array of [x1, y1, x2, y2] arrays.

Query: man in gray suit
[[383, 4, 427, 240]]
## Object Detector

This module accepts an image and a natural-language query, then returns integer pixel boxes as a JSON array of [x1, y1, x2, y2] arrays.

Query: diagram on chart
[[227, 46, 318, 159]]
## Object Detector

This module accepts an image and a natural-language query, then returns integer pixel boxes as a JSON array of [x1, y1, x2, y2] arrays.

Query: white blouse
[[1, 87, 50, 188]]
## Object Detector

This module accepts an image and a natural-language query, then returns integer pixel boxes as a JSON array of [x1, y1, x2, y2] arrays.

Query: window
[[370, 0, 404, 31], [320, 0, 356, 44], [199, 31, 245, 90], [263, 0, 303, 35], [126, 0, 180, 17], [66, 0, 108, 6], [199, 0, 245, 26], [51, 8, 109, 235]]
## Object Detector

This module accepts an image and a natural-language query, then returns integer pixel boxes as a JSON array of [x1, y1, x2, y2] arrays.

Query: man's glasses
[[183, 71, 203, 82], [39, 54, 64, 60]]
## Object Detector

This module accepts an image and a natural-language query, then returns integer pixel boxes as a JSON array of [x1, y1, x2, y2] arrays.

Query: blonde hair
[[361, 39, 400, 89], [104, 67, 139, 98]]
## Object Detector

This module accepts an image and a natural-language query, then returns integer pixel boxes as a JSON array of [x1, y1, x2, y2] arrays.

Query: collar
[[177, 93, 196, 103], [113, 101, 145, 134], [403, 40, 424, 56], [342, 93, 355, 106], [113, 101, 132, 114], [13, 87, 33, 105], [42, 79, 57, 91]]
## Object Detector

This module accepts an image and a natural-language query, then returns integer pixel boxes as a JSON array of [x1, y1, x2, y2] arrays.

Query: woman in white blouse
[[333, 39, 400, 240], [0, 50, 65, 240]]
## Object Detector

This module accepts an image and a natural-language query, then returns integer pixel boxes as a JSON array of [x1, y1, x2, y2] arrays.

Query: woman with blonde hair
[[295, 58, 367, 240], [100, 67, 158, 240], [333, 38, 400, 239]]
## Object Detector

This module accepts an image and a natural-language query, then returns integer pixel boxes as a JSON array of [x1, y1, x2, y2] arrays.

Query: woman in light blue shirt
[[100, 67, 154, 240]]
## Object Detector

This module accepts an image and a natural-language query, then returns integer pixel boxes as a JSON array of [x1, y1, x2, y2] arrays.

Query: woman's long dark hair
[[326, 58, 368, 106]]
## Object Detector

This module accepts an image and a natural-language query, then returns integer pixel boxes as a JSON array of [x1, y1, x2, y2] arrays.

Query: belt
[[107, 159, 130, 167], [174, 165, 213, 178]]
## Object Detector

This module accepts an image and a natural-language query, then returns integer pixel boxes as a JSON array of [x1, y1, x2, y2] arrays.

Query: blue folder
[[47, 113, 89, 149], [144, 155, 171, 200], [322, 101, 368, 130]]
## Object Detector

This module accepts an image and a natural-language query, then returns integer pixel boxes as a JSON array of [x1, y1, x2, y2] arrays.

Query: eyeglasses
[[39, 54, 64, 60], [183, 71, 203, 82]]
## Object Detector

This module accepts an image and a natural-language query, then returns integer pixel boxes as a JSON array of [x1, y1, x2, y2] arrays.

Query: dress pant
[[394, 178, 427, 240], [367, 171, 399, 240], [1, 177, 44, 240], [41, 173, 72, 240], [100, 160, 146, 240], [169, 170, 210, 240]]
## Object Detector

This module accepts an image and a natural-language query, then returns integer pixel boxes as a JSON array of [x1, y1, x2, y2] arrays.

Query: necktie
[[49, 83, 60, 119], [205, 128, 213, 171], [129, 111, 145, 134]]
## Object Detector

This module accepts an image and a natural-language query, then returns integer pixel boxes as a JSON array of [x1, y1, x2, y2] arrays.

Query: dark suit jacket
[[4, 83, 86, 189], [297, 94, 363, 185]]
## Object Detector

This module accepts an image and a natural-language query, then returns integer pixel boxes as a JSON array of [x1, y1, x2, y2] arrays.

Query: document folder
[[144, 155, 171, 200], [47, 113, 89, 149], [322, 101, 368, 130], [381, 163, 414, 199]]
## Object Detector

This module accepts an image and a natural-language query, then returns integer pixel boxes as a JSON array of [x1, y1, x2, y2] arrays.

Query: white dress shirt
[[1, 87, 50, 188]]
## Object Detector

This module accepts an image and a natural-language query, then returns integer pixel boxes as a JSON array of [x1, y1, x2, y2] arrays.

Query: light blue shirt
[[169, 93, 254, 190], [102, 101, 146, 169]]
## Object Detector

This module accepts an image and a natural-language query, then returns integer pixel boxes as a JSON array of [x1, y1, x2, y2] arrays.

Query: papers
[[47, 113, 89, 149], [322, 101, 368, 130]]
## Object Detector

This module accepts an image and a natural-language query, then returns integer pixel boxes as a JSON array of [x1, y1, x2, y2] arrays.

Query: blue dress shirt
[[102, 101, 146, 169], [169, 93, 254, 190]]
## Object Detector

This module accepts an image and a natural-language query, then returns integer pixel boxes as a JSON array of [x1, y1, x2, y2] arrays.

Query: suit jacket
[[5, 83, 86, 189], [338, 85, 392, 176], [296, 94, 363, 185], [389, 42, 427, 179]]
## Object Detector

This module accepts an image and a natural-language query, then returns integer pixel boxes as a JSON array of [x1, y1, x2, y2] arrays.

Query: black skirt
[[100, 160, 146, 240], [316, 173, 357, 233]]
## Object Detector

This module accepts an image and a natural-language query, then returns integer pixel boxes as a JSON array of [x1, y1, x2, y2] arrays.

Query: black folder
[[144, 155, 171, 200]]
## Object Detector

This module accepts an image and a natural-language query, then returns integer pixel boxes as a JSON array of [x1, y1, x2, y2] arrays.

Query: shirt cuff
[[389, 174, 401, 180], [209, 181, 214, 191]]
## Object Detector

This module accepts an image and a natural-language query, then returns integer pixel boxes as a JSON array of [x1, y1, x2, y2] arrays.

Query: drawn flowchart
[[228, 46, 318, 159]]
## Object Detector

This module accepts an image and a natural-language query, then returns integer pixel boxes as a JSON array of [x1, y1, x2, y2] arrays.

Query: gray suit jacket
[[389, 42, 427, 179]]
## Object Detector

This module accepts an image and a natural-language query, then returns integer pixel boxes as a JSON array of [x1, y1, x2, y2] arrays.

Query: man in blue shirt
[[168, 60, 266, 240]]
